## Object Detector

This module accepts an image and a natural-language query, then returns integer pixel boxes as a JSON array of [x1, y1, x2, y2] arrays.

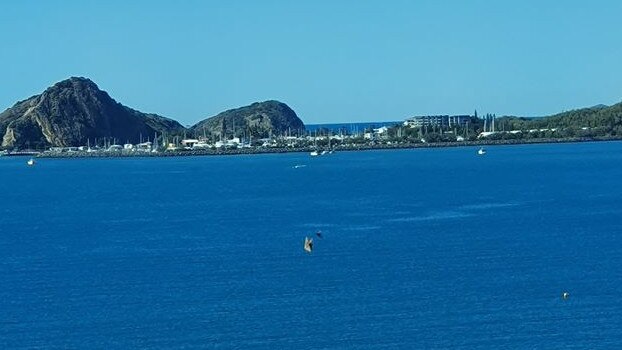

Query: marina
[[25, 135, 622, 158]]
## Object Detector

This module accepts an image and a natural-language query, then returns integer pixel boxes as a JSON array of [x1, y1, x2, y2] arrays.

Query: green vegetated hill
[[190, 100, 305, 139], [0, 77, 184, 149], [499, 102, 622, 136]]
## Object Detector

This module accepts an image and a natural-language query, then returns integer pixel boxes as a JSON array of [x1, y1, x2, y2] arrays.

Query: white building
[[181, 139, 200, 148]]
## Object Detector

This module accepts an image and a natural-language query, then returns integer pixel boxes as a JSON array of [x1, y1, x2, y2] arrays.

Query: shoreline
[[30, 136, 622, 158]]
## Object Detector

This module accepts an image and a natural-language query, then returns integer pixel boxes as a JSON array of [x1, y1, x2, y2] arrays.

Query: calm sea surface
[[1, 142, 622, 349]]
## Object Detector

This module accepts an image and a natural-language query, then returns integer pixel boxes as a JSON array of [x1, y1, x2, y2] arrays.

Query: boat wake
[[459, 202, 520, 211], [388, 211, 475, 222]]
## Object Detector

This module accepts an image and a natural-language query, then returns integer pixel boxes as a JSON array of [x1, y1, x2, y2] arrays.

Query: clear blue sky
[[1, 0, 621, 125]]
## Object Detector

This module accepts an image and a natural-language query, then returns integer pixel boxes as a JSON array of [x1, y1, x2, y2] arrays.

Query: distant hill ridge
[[0, 77, 303, 149], [2, 76, 622, 149], [190, 100, 305, 139], [500, 101, 622, 132], [0, 77, 184, 148]]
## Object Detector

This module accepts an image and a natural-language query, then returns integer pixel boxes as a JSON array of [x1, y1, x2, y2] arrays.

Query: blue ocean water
[[1, 142, 622, 349]]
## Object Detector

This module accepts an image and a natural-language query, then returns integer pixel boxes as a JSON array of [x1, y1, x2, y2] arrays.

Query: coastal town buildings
[[403, 115, 471, 128]]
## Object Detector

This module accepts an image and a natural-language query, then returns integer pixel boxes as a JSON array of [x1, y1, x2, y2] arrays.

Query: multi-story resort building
[[403, 115, 472, 128]]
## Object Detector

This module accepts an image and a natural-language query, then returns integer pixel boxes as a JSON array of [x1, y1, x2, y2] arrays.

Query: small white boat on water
[[304, 237, 313, 253], [27, 158, 35, 166], [310, 151, 319, 157], [477, 148, 486, 155]]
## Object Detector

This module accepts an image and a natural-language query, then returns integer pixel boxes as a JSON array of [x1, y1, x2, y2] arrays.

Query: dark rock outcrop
[[190, 100, 305, 139], [0, 77, 184, 149]]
